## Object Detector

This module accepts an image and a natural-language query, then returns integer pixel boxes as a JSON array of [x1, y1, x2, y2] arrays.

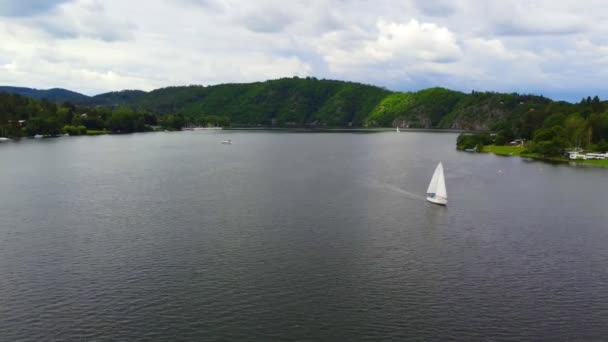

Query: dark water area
[[1, 131, 607, 341]]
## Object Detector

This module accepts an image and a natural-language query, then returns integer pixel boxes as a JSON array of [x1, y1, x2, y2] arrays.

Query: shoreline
[[1, 127, 491, 140], [223, 127, 488, 133], [479, 145, 608, 168]]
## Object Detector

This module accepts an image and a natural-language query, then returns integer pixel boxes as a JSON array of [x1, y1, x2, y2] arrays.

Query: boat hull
[[426, 196, 447, 206]]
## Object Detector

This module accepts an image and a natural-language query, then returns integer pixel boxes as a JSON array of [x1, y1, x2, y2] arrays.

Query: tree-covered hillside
[[122, 78, 391, 127], [108, 78, 592, 131], [90, 90, 147, 105], [0, 86, 90, 103], [439, 91, 553, 130], [457, 96, 608, 156], [2, 77, 607, 135], [366, 88, 466, 128]]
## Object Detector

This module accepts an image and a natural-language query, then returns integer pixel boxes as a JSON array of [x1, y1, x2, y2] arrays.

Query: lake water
[[1, 131, 607, 341]]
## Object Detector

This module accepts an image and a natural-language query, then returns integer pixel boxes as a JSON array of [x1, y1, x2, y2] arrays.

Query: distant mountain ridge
[[1, 78, 603, 130], [89, 90, 147, 105], [0, 86, 91, 103], [0, 86, 147, 106]]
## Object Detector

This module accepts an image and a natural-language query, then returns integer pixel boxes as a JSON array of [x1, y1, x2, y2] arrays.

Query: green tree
[[564, 114, 588, 148], [543, 113, 566, 128], [63, 125, 87, 135], [591, 96, 603, 112], [456, 133, 491, 151], [161, 114, 186, 130], [530, 126, 568, 156], [26, 117, 62, 136], [588, 113, 608, 143], [107, 108, 146, 133], [494, 133, 507, 145]]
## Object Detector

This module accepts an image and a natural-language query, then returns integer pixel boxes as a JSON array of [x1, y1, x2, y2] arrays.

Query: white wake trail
[[358, 178, 425, 201]]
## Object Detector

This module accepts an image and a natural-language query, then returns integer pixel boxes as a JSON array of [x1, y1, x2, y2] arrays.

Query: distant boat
[[0, 137, 10, 142], [396, 127, 400, 132], [221, 139, 232, 145], [33, 134, 44, 139], [464, 146, 478, 152], [426, 162, 447, 206]]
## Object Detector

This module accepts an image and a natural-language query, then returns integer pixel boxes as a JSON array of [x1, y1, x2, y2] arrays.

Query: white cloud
[[35, 0, 136, 42], [462, 38, 543, 62], [365, 19, 461, 63], [239, 7, 293, 33], [0, 0, 607, 100], [316, 19, 462, 87]]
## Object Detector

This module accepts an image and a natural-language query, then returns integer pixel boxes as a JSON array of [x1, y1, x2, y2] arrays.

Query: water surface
[[1, 131, 607, 341]]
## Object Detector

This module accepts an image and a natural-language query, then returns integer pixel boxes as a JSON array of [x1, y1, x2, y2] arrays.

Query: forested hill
[[0, 86, 147, 106], [0, 86, 90, 103], [127, 78, 391, 127], [2, 77, 606, 132]]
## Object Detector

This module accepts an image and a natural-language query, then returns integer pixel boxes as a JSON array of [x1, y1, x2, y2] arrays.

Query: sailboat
[[396, 127, 400, 132], [426, 162, 447, 206]]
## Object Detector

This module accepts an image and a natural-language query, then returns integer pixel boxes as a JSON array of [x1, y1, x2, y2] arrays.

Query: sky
[[1, 0, 607, 101]]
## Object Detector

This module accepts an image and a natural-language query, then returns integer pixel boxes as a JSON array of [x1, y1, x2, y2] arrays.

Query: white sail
[[426, 162, 447, 205], [436, 165, 447, 199], [426, 162, 441, 193]]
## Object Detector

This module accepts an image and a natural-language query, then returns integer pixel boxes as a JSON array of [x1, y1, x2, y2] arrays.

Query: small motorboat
[[221, 139, 232, 145], [34, 134, 44, 139], [0, 137, 11, 142]]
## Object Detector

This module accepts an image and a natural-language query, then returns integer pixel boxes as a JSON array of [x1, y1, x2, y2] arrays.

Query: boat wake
[[358, 178, 425, 201]]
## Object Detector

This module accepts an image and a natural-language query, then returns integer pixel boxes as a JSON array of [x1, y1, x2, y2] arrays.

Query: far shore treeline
[[456, 96, 608, 156], [1, 77, 608, 148], [0, 93, 229, 137], [0, 93, 178, 137]]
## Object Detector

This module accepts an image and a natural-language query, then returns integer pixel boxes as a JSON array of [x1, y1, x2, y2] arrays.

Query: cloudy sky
[[1, 0, 607, 101]]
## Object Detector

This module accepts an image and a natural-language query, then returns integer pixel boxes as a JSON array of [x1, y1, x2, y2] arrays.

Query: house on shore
[[510, 139, 526, 147]]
